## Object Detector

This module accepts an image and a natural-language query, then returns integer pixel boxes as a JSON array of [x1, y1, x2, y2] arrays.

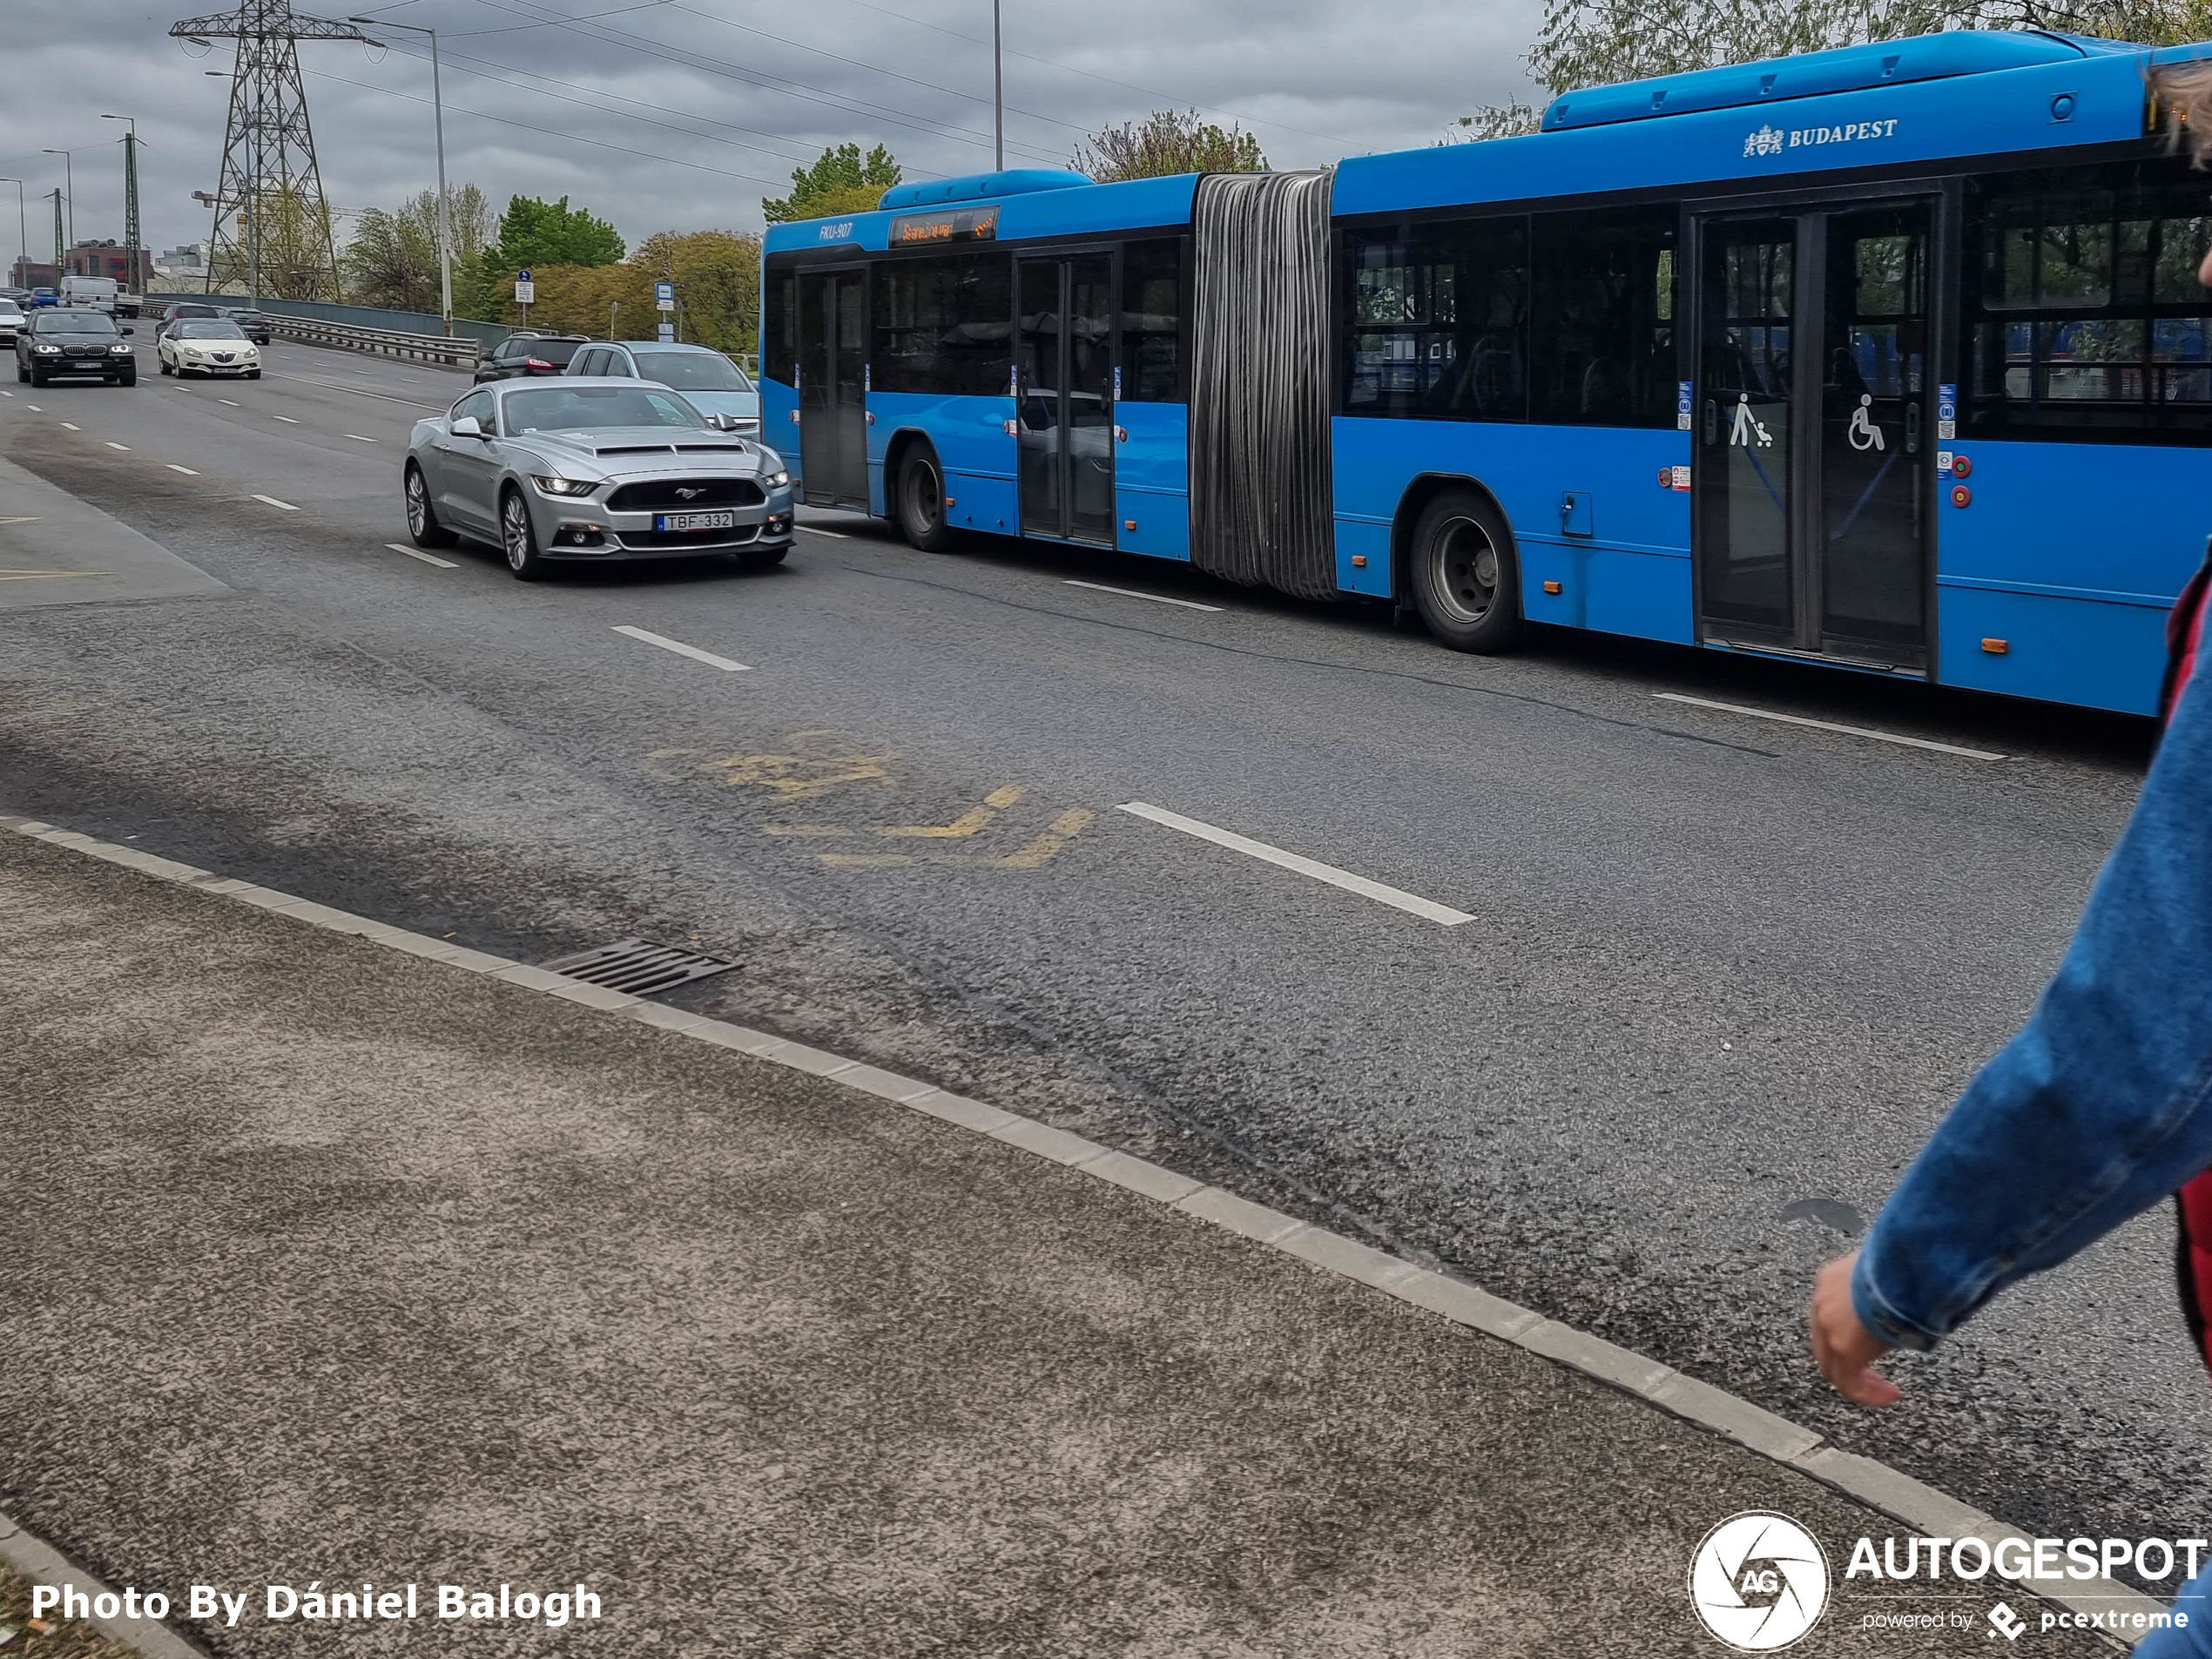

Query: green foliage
[[480, 230, 763, 355], [345, 183, 494, 315], [1453, 0, 2212, 141], [1069, 111, 1268, 181], [489, 193, 625, 271], [761, 144, 903, 223]]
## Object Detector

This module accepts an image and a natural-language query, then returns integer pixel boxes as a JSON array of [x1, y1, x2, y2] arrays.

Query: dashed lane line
[[104, 442, 128, 451], [252, 494, 298, 512], [1117, 801, 1475, 927], [346, 433, 378, 442], [611, 624, 750, 672], [23, 405, 40, 412], [272, 415, 301, 424], [1064, 579, 1223, 613], [799, 525, 851, 540], [57, 422, 78, 431], [218, 398, 239, 407], [266, 371, 442, 410], [0, 389, 12, 397], [1649, 693, 2008, 761], [386, 542, 456, 570], [165, 464, 199, 475]]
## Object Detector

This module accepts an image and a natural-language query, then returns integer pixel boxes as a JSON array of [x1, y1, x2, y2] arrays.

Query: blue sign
[[655, 280, 675, 301], [516, 267, 531, 281]]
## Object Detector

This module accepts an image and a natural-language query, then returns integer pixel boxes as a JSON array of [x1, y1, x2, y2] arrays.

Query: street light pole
[[351, 17, 450, 334], [101, 115, 140, 298], [992, 0, 1003, 171], [0, 179, 24, 289], [41, 150, 73, 270]]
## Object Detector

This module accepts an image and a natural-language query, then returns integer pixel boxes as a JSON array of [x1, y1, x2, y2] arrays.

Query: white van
[[61, 277, 118, 314]]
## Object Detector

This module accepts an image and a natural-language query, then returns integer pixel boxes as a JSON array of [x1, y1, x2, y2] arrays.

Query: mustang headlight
[[530, 475, 596, 496]]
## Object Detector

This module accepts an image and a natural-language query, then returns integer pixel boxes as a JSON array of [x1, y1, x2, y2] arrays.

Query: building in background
[[9, 259, 57, 290], [64, 240, 153, 287]]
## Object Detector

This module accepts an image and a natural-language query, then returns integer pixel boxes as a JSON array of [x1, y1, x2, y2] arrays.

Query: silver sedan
[[401, 377, 796, 580]]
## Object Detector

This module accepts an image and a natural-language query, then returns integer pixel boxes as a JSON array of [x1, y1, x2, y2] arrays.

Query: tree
[[1069, 110, 1267, 182], [478, 229, 764, 354], [345, 183, 496, 315], [761, 144, 902, 222], [489, 193, 624, 272], [1453, 0, 2212, 139]]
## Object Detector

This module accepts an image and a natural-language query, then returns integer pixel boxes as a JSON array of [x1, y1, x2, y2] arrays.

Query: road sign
[[515, 268, 535, 305], [655, 280, 675, 312], [657, 320, 675, 341]]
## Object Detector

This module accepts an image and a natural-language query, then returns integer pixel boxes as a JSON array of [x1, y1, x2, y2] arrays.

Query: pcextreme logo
[[1689, 1512, 1831, 1651]]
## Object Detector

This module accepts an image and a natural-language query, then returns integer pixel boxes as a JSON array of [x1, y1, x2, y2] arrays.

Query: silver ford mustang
[[402, 377, 796, 579]]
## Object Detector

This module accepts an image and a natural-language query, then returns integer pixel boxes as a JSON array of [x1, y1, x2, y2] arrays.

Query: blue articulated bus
[[761, 30, 2212, 715]]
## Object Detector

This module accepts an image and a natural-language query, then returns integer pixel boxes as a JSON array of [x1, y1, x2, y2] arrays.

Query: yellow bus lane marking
[[874, 785, 1025, 838], [1000, 808, 1096, 868]]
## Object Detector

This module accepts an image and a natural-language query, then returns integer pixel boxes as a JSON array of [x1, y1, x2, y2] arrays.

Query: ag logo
[[1689, 1512, 1830, 1650]]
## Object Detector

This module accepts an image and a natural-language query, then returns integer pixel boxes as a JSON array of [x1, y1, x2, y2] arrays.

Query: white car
[[0, 298, 22, 346], [158, 319, 261, 379]]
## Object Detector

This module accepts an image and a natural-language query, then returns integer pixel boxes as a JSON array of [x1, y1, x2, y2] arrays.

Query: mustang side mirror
[[450, 416, 483, 437]]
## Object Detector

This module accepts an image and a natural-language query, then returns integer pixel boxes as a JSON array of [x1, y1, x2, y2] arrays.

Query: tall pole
[[0, 180, 24, 289], [103, 116, 141, 296], [51, 190, 64, 279], [352, 18, 450, 333], [991, 0, 1003, 171], [42, 151, 73, 270]]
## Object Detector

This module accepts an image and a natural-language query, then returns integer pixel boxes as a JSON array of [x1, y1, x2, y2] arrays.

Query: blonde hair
[[2154, 60, 2212, 168]]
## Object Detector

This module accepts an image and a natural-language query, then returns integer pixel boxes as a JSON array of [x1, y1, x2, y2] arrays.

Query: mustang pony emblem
[[675, 487, 705, 500]]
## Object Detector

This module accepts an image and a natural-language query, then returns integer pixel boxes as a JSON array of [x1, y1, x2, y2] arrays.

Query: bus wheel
[[1408, 489, 1524, 653], [897, 449, 959, 553]]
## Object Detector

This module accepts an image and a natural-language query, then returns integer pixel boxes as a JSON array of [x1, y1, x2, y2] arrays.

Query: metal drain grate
[[537, 937, 738, 997]]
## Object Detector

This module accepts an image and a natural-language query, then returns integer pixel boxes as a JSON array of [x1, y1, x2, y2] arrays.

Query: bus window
[[1343, 217, 1527, 421], [1964, 159, 2212, 440], [1528, 206, 1679, 427], [873, 253, 1014, 395], [1119, 237, 1183, 401], [763, 266, 797, 386]]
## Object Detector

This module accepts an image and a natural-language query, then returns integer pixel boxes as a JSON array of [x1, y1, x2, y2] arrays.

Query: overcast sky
[[3, 0, 1545, 261]]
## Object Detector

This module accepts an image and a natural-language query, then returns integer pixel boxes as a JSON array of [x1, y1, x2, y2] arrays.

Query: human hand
[[1810, 1250, 1901, 1407]]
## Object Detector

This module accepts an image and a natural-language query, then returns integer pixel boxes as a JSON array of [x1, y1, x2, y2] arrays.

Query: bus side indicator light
[[945, 496, 955, 506], [1350, 555, 1367, 568], [1124, 518, 1136, 531], [1982, 638, 2010, 655], [1951, 484, 1973, 508], [1542, 580, 1563, 595]]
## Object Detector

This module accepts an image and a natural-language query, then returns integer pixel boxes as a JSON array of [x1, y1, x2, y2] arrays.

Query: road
[[0, 341, 2191, 1567]]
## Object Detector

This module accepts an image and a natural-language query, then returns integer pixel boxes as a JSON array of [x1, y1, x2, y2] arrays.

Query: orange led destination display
[[888, 206, 1001, 246]]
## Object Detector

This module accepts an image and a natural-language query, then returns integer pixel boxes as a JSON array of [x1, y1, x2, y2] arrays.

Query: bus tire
[[896, 448, 959, 553], [1406, 489, 1525, 654]]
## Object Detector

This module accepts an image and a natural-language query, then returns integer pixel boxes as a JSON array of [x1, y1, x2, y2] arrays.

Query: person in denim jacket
[[1808, 66, 2212, 1655]]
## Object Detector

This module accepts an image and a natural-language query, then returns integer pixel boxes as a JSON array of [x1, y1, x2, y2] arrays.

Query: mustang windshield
[[502, 385, 705, 432]]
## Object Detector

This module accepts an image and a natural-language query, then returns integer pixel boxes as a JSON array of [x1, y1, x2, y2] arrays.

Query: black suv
[[223, 308, 273, 346], [16, 308, 136, 387], [474, 332, 588, 383]]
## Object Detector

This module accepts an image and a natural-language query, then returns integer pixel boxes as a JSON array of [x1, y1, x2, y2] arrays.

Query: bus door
[[1017, 253, 1115, 544], [1693, 200, 1934, 670], [798, 266, 869, 509]]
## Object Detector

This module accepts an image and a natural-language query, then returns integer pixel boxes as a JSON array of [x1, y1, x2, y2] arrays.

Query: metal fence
[[263, 314, 480, 369]]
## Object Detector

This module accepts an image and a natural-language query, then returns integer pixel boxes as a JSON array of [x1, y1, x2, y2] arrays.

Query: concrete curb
[[0, 813, 2164, 1645], [0, 1507, 211, 1659]]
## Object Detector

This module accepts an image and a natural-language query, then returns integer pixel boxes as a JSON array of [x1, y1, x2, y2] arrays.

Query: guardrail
[[265, 313, 480, 369]]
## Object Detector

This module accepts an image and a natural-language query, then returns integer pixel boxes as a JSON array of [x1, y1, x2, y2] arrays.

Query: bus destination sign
[[889, 206, 1001, 246]]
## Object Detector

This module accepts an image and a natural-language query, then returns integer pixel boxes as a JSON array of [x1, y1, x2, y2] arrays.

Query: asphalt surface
[[0, 827, 2120, 1657], [0, 342, 2194, 1569]]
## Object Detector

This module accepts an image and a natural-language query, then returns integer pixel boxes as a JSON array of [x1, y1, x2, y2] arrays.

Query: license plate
[[655, 510, 735, 532], [75, 360, 105, 369]]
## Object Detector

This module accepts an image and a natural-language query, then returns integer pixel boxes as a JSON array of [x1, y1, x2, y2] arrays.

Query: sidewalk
[[0, 823, 2121, 1657]]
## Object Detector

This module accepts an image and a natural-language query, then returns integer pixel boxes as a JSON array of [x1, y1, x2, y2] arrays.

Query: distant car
[[403, 378, 795, 579], [473, 333, 587, 384], [565, 340, 759, 434], [222, 308, 272, 346], [0, 298, 24, 346], [158, 301, 225, 333], [28, 288, 57, 308], [158, 319, 260, 379], [16, 307, 135, 386]]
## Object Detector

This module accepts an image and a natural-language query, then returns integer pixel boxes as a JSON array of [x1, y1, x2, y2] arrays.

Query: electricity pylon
[[168, 0, 377, 301]]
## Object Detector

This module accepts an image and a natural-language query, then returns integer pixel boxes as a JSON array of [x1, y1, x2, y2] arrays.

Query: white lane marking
[[345, 433, 378, 442], [1117, 801, 1474, 927], [57, 421, 79, 431], [1064, 578, 1223, 613], [24, 404, 39, 412], [271, 415, 300, 424], [611, 624, 750, 672], [105, 441, 129, 451], [387, 541, 456, 569], [252, 494, 298, 511], [165, 464, 199, 475], [1650, 692, 2008, 761], [0, 389, 12, 397], [799, 525, 850, 540], [218, 398, 239, 407]]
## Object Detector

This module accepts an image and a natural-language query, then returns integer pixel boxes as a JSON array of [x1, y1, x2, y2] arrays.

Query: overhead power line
[[462, 0, 1068, 165]]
